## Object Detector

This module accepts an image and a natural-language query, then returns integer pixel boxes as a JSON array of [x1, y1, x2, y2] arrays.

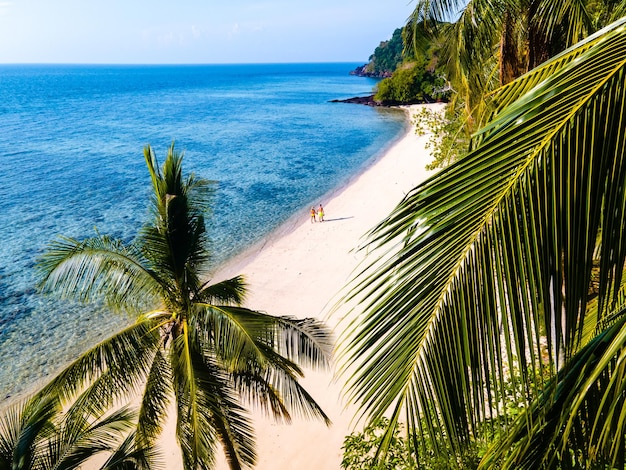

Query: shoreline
[[195, 102, 444, 470], [0, 108, 411, 410], [208, 105, 411, 285]]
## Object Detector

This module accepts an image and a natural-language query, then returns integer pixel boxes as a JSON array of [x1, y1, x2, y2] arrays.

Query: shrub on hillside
[[374, 62, 449, 105]]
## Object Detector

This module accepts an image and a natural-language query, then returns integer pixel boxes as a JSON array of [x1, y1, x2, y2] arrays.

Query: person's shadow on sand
[[321, 216, 354, 222]]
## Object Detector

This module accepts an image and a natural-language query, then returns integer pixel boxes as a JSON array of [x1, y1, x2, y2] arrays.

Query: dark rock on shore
[[331, 94, 447, 107], [329, 95, 382, 106]]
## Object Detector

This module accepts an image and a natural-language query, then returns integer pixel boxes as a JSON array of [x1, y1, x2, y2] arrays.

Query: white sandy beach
[[155, 102, 442, 470]]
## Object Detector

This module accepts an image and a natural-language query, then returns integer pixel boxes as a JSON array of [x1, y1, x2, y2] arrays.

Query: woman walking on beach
[[310, 207, 317, 223]]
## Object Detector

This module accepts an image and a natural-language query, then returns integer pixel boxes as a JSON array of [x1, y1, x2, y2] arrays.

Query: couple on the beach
[[310, 204, 324, 223]]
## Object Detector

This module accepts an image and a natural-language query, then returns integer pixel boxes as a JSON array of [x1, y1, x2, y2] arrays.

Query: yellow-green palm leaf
[[340, 16, 626, 466]]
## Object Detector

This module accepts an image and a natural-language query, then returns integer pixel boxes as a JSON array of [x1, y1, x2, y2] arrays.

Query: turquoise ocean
[[0, 63, 406, 401]]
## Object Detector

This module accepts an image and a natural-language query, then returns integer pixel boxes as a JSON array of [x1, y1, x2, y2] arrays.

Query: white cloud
[[227, 22, 264, 39]]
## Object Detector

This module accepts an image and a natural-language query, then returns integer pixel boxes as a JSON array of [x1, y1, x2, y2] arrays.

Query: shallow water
[[0, 63, 406, 400]]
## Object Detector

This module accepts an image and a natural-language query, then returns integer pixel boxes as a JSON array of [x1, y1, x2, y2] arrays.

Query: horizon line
[[0, 60, 367, 66]]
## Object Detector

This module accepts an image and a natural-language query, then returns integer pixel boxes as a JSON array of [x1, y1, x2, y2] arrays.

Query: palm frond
[[534, 0, 594, 47], [199, 305, 333, 371], [192, 353, 256, 470], [0, 395, 59, 470], [100, 431, 162, 470], [233, 342, 332, 426], [339, 16, 626, 460], [41, 406, 137, 470], [139, 222, 210, 300], [197, 275, 248, 306], [192, 305, 332, 428], [39, 321, 160, 411], [136, 348, 172, 447], [488, 16, 626, 119], [141, 143, 216, 299], [171, 322, 255, 470], [482, 312, 626, 469], [37, 234, 161, 313]]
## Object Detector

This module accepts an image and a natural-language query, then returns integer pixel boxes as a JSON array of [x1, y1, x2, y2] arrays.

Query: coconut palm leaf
[[480, 281, 626, 468], [494, 315, 626, 469], [0, 396, 149, 470], [203, 305, 333, 369], [39, 407, 137, 470], [100, 431, 159, 470], [406, 0, 503, 123], [197, 275, 248, 306], [142, 143, 215, 285], [170, 330, 255, 470], [192, 304, 332, 424], [340, 16, 626, 465], [144, 144, 215, 217], [234, 348, 332, 425], [0, 395, 58, 470], [37, 235, 160, 314], [39, 321, 160, 412], [136, 349, 172, 448]]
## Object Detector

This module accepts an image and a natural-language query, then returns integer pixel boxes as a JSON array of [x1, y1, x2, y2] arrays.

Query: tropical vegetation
[[374, 60, 448, 105], [403, 0, 626, 165], [353, 26, 450, 105], [13, 144, 333, 469], [340, 14, 626, 470], [0, 394, 153, 469], [352, 28, 406, 77]]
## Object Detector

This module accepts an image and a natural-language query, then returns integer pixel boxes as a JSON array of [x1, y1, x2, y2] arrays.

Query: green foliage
[[412, 103, 469, 169], [341, 418, 417, 470], [32, 143, 333, 470], [341, 417, 486, 470], [366, 28, 406, 75], [0, 395, 155, 469], [340, 368, 542, 470], [339, 17, 626, 470], [374, 61, 449, 105]]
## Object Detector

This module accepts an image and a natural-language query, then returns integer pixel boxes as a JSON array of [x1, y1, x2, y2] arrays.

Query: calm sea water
[[0, 63, 406, 400]]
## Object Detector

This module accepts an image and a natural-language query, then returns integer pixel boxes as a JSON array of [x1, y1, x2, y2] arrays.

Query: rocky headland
[[349, 64, 393, 78]]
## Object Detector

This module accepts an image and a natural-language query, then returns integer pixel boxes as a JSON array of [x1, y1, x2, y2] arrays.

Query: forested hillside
[[351, 28, 405, 77], [351, 26, 449, 105]]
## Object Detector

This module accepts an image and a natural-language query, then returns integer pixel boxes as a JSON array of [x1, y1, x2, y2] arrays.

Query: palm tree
[[0, 395, 154, 469], [404, 0, 626, 132], [35, 144, 332, 469], [340, 17, 626, 469]]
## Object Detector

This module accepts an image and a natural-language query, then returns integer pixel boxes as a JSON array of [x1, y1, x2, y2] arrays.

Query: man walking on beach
[[318, 204, 324, 222]]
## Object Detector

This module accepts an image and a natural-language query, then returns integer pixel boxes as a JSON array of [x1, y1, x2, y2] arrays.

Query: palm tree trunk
[[500, 11, 525, 85], [527, 0, 552, 70]]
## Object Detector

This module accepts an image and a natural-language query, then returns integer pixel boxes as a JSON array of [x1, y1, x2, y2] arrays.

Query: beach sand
[[155, 102, 441, 469]]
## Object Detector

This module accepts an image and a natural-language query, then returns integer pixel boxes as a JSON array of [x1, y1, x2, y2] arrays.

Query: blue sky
[[0, 1, 417, 64]]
